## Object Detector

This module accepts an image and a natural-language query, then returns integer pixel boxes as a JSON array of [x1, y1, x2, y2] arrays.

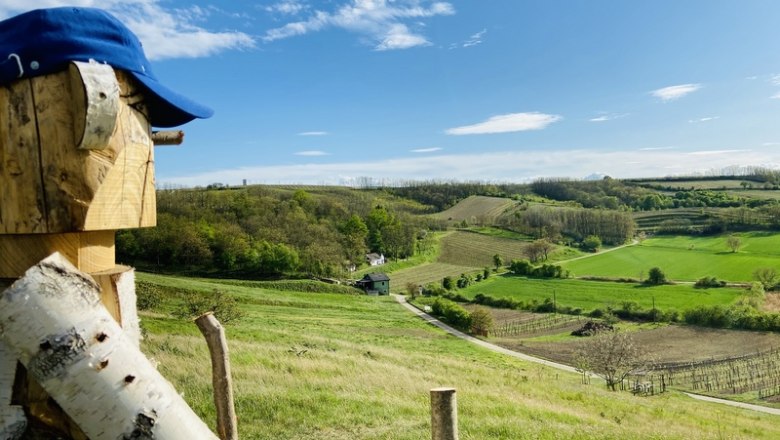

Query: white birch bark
[[0, 253, 218, 440], [0, 342, 26, 439]]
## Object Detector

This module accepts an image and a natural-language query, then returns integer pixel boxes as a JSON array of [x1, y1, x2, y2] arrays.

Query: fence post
[[431, 387, 458, 440]]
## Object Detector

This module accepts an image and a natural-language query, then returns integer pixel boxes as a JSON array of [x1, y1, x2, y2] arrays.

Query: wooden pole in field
[[430, 388, 458, 440], [196, 313, 238, 440]]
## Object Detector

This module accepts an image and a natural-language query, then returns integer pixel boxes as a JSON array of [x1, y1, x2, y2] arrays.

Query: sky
[[3, 0, 780, 186]]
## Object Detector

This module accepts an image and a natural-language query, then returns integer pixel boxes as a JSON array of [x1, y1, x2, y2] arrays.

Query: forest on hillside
[[118, 173, 780, 279], [117, 186, 444, 278]]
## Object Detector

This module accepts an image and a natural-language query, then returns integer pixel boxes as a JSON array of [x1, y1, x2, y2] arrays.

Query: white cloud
[[160, 148, 780, 187], [763, 142, 780, 147], [589, 113, 628, 122], [772, 74, 780, 86], [459, 28, 486, 48], [446, 112, 562, 135], [639, 146, 675, 151], [0, 1, 254, 60], [687, 149, 750, 156], [689, 116, 720, 123], [298, 131, 329, 136], [772, 92, 780, 100], [294, 150, 329, 156], [262, 0, 455, 51], [410, 147, 442, 153], [651, 84, 701, 102], [266, 1, 307, 15], [746, 76, 759, 80]]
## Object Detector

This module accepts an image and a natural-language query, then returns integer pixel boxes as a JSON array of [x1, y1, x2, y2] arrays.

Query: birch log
[[0, 343, 26, 439], [0, 253, 218, 440]]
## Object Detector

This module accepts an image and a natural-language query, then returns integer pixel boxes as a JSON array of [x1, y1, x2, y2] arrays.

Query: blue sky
[[4, 1, 780, 186]]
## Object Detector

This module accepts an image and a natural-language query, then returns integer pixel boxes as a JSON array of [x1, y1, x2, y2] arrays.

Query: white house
[[366, 253, 386, 266]]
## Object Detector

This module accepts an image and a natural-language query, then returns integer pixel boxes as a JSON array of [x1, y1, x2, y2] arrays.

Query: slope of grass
[[458, 276, 742, 313], [564, 233, 780, 281], [139, 273, 780, 439], [431, 195, 515, 223]]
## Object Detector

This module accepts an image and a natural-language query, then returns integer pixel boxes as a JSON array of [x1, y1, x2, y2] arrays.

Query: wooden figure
[[0, 7, 215, 439]]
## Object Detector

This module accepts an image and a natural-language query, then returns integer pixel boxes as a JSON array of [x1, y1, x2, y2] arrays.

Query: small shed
[[356, 273, 390, 295]]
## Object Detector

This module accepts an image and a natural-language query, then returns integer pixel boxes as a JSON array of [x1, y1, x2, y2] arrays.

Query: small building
[[366, 253, 386, 266], [356, 273, 390, 295]]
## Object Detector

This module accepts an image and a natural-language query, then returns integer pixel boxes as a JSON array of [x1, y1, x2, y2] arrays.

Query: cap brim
[[130, 72, 214, 128]]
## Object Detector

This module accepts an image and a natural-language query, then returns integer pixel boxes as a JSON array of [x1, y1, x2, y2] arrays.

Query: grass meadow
[[458, 276, 742, 314], [139, 273, 780, 439], [563, 232, 780, 282]]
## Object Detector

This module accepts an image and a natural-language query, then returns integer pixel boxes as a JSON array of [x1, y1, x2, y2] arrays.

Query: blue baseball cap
[[0, 7, 213, 128]]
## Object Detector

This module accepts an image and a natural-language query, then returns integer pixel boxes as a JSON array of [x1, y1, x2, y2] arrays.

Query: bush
[[582, 235, 602, 252], [645, 267, 667, 285], [173, 289, 244, 324], [509, 259, 533, 275], [442, 276, 454, 290], [430, 298, 472, 331], [469, 307, 494, 336], [694, 276, 726, 288], [136, 281, 164, 311]]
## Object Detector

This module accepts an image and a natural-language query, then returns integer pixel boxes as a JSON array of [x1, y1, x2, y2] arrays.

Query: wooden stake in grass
[[430, 387, 458, 440], [196, 312, 238, 440]]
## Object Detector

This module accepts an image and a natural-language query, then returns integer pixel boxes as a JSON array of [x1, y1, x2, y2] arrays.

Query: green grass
[[563, 232, 780, 282], [387, 262, 478, 289], [458, 276, 742, 313], [139, 273, 780, 439], [640, 179, 748, 190]]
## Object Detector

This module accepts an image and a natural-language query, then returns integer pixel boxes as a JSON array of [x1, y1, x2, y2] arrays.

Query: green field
[[384, 262, 477, 288], [563, 233, 780, 282], [640, 179, 748, 190], [459, 276, 742, 313], [139, 273, 780, 439]]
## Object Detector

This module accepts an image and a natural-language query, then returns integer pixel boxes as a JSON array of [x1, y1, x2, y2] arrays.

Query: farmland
[[458, 275, 743, 313], [138, 273, 780, 439], [387, 228, 582, 289], [431, 195, 515, 223], [563, 232, 780, 282]]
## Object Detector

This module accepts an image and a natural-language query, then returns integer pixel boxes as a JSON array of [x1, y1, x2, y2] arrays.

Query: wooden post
[[430, 388, 458, 440], [196, 313, 238, 440], [0, 254, 219, 440]]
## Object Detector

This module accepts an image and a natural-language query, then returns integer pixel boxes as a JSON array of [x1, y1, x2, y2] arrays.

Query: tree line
[[117, 186, 444, 278]]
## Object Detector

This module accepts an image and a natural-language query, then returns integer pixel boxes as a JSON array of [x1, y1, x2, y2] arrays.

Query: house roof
[[366, 253, 383, 260], [361, 273, 389, 282]]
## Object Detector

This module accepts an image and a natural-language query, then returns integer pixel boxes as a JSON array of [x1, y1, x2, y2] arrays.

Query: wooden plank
[[0, 79, 47, 233], [91, 265, 141, 347], [0, 231, 114, 278]]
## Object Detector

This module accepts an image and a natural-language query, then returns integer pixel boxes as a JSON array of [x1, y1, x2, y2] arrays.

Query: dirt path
[[558, 239, 638, 264], [392, 294, 780, 417]]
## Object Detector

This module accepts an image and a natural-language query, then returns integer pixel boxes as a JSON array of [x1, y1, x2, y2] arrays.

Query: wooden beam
[[0, 231, 115, 279], [196, 313, 238, 440]]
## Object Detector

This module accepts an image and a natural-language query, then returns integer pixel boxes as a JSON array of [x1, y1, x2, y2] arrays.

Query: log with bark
[[0, 253, 218, 440]]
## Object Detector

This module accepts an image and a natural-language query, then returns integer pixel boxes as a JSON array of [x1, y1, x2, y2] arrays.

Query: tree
[[582, 235, 602, 252], [469, 307, 494, 337], [753, 267, 779, 290], [646, 267, 667, 285], [442, 276, 454, 290], [509, 259, 533, 275], [492, 253, 503, 271], [340, 215, 368, 265], [726, 235, 742, 253], [574, 330, 647, 391]]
